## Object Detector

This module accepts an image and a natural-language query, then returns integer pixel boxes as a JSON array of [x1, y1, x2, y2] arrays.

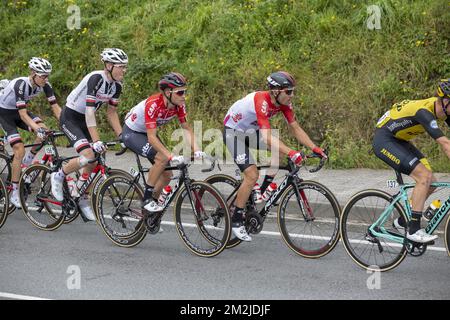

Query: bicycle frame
[[369, 181, 450, 243]]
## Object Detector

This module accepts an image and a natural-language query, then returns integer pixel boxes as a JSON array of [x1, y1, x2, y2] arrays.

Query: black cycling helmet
[[158, 72, 187, 90], [437, 79, 450, 99], [267, 71, 296, 89]]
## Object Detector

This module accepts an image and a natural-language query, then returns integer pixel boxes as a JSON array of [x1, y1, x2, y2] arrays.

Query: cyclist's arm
[[43, 83, 61, 120], [436, 136, 450, 159], [106, 105, 122, 138], [287, 121, 318, 150], [85, 74, 104, 142], [180, 121, 200, 152], [18, 108, 40, 132], [146, 128, 172, 160]]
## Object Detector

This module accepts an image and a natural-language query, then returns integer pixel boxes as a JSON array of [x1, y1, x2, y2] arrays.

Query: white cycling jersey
[[0, 77, 56, 110], [65, 70, 122, 114]]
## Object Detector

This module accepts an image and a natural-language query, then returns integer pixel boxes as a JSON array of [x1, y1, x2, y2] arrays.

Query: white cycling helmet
[[28, 57, 52, 74], [100, 48, 128, 64]]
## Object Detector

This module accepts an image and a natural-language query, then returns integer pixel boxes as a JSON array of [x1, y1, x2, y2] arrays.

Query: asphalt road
[[0, 149, 449, 300]]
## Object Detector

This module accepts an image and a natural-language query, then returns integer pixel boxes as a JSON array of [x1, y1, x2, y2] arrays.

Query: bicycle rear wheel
[[0, 178, 8, 229], [174, 181, 231, 257], [204, 174, 243, 249], [278, 180, 340, 258], [0, 152, 15, 215], [96, 175, 147, 247], [340, 189, 408, 272], [19, 164, 65, 231]]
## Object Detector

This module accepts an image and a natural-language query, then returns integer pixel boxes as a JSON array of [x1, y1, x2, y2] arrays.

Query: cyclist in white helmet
[[51, 48, 128, 221], [0, 57, 62, 208]]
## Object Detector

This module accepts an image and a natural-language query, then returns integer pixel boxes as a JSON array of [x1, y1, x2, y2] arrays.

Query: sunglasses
[[282, 88, 295, 95], [171, 89, 187, 96], [36, 74, 49, 79]]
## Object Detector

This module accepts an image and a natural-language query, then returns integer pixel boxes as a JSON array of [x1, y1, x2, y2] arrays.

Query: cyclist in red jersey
[[223, 71, 327, 241], [122, 72, 205, 212]]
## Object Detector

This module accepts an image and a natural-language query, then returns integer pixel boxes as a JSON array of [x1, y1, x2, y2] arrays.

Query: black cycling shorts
[[372, 128, 431, 175], [60, 107, 92, 154], [0, 108, 42, 146], [223, 127, 269, 172], [122, 124, 162, 164]]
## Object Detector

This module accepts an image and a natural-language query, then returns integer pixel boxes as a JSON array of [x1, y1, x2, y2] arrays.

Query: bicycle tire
[[340, 189, 408, 272], [0, 152, 15, 215], [204, 174, 243, 249], [90, 168, 134, 220], [0, 177, 9, 229], [277, 180, 341, 258], [95, 174, 147, 247], [19, 164, 65, 231], [173, 181, 231, 257], [445, 213, 450, 257]]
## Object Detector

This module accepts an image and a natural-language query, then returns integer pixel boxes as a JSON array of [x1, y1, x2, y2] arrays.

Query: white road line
[[0, 292, 51, 300], [159, 221, 448, 252]]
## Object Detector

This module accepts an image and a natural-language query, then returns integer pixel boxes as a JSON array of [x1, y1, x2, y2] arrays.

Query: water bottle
[[66, 176, 80, 198], [423, 199, 441, 220], [158, 185, 172, 206], [76, 172, 90, 194], [262, 182, 278, 201], [252, 183, 262, 203]]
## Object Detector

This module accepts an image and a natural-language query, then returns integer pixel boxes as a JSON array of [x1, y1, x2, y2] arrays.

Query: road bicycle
[[95, 153, 231, 257], [18, 139, 129, 230], [340, 170, 450, 272], [0, 131, 67, 215], [205, 153, 341, 258]]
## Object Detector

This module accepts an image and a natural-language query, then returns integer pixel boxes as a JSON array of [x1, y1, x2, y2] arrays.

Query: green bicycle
[[340, 171, 450, 272]]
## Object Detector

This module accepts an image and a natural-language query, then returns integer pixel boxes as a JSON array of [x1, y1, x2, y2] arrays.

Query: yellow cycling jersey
[[376, 97, 444, 141]]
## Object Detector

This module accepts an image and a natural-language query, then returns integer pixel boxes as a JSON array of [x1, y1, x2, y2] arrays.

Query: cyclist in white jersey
[[0, 57, 61, 208], [50, 48, 127, 221], [223, 71, 327, 241]]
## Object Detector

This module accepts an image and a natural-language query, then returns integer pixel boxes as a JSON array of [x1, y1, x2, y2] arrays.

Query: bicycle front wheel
[[340, 189, 408, 272], [96, 174, 147, 247], [174, 181, 231, 257], [19, 164, 65, 231], [445, 214, 450, 257], [278, 180, 341, 258], [0, 178, 8, 229]]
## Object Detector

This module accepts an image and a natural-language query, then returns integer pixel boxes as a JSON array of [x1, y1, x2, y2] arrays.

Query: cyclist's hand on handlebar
[[117, 132, 126, 149], [170, 155, 185, 165], [194, 150, 207, 160], [312, 146, 328, 159], [288, 150, 304, 166], [36, 127, 48, 139], [92, 140, 107, 153]]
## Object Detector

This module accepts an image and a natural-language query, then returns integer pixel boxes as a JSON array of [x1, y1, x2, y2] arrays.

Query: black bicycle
[[95, 153, 231, 257], [205, 153, 341, 258]]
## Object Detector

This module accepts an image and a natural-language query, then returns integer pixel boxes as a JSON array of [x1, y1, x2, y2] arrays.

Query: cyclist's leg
[[223, 127, 256, 241], [22, 112, 45, 166], [373, 132, 437, 242]]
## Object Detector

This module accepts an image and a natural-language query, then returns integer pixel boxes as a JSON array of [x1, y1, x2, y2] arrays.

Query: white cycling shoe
[[232, 222, 252, 242], [50, 172, 64, 202], [143, 200, 164, 212], [10, 192, 21, 209], [406, 229, 438, 243], [79, 197, 96, 222]]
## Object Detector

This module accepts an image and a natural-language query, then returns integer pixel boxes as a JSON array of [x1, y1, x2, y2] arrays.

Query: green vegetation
[[1, 0, 449, 170]]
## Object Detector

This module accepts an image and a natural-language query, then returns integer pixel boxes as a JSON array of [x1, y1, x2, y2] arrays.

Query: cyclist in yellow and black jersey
[[372, 79, 450, 243]]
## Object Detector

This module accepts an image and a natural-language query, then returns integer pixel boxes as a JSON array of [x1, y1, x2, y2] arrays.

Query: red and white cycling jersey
[[125, 93, 187, 132], [223, 91, 295, 131]]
